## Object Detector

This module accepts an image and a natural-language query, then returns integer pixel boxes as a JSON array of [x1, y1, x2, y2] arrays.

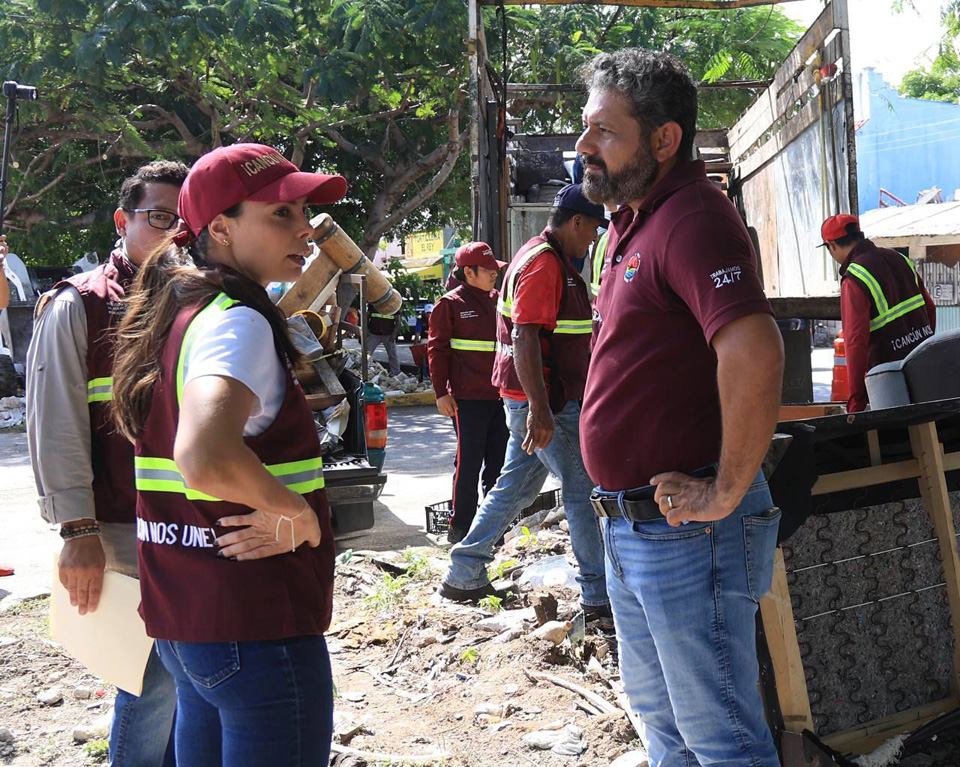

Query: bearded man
[[576, 48, 785, 767]]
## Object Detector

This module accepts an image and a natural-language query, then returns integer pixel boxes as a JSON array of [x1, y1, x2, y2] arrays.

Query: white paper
[[49, 556, 154, 695]]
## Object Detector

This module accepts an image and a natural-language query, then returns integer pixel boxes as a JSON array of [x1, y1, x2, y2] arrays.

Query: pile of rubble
[[343, 349, 432, 396], [328, 507, 649, 767], [0, 396, 25, 429]]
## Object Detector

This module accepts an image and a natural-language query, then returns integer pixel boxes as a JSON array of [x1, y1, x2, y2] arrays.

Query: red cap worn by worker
[[455, 241, 507, 271], [820, 213, 861, 246], [177, 143, 347, 239]]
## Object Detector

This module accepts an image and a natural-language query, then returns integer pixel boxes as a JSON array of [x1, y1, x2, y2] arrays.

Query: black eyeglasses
[[124, 208, 180, 231]]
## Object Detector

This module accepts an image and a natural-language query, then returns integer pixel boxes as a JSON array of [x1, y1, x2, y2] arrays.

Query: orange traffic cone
[[831, 333, 849, 402]]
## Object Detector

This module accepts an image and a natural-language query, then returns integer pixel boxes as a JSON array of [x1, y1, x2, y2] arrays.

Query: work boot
[[439, 581, 516, 604], [582, 602, 614, 629]]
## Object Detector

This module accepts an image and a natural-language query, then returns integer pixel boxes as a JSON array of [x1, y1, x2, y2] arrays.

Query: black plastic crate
[[425, 487, 562, 536]]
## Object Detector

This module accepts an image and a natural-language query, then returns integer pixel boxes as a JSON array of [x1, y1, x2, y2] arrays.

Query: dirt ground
[[3, 518, 960, 767]]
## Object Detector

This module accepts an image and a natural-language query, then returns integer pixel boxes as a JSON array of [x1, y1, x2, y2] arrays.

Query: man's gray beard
[[582, 151, 660, 208]]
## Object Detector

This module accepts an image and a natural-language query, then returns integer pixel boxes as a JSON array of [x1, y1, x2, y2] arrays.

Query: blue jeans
[[602, 473, 781, 767], [444, 399, 608, 607], [156, 636, 333, 767], [110, 647, 177, 767]]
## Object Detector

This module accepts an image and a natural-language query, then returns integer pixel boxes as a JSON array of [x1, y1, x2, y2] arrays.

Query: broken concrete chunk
[[611, 751, 649, 767], [36, 687, 63, 706], [522, 724, 587, 756], [531, 620, 573, 646], [73, 707, 113, 743]]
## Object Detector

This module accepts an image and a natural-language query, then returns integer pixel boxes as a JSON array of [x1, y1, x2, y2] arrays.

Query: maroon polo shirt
[[580, 159, 772, 491]]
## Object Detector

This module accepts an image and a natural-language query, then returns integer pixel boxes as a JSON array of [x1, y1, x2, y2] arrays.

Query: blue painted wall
[[855, 68, 960, 213]]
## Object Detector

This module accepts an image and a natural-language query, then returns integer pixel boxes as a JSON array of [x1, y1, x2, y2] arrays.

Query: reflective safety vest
[[52, 250, 137, 524], [427, 282, 500, 400], [492, 232, 592, 411], [133, 292, 335, 642], [450, 338, 496, 352], [841, 238, 934, 370], [368, 310, 397, 336], [590, 231, 610, 299]]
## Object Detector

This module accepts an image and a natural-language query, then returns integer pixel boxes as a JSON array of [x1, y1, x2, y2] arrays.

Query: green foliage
[[459, 646, 479, 665], [1, 0, 802, 265], [477, 595, 503, 614], [363, 572, 410, 611], [83, 739, 110, 760], [516, 526, 537, 549], [0, 0, 471, 263], [488, 4, 802, 134], [400, 549, 433, 581], [488, 558, 519, 581], [899, 2, 960, 103]]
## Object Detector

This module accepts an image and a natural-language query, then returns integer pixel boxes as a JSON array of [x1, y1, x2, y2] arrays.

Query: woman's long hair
[[112, 205, 302, 442]]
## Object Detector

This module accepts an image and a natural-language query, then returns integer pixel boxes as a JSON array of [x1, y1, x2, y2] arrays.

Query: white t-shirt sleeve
[[182, 306, 287, 436]]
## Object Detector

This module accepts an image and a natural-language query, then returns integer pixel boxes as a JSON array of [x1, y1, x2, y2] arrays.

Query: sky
[[782, 0, 948, 86]]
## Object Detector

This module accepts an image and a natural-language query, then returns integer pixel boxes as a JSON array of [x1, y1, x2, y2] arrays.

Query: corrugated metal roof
[[860, 202, 960, 240]]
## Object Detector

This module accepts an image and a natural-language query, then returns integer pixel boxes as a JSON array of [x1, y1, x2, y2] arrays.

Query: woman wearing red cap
[[112, 144, 347, 765], [427, 242, 508, 543]]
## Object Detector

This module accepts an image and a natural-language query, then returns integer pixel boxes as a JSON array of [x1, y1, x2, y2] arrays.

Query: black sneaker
[[439, 581, 515, 603]]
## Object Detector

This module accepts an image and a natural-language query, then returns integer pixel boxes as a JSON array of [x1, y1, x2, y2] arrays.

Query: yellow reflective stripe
[[87, 376, 113, 404], [846, 264, 888, 315], [590, 232, 609, 297], [450, 338, 496, 352], [869, 293, 927, 332], [134, 455, 325, 501], [900, 254, 919, 286], [554, 320, 593, 335], [87, 376, 113, 403], [498, 242, 553, 317], [370, 313, 395, 319], [176, 293, 241, 405], [265, 457, 324, 476]]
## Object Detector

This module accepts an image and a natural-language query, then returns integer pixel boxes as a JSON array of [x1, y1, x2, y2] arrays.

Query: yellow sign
[[406, 230, 445, 260]]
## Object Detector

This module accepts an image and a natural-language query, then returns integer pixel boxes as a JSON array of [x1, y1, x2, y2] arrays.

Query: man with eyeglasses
[[26, 160, 188, 767]]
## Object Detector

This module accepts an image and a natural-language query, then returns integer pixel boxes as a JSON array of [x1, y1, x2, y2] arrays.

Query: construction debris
[[343, 348, 431, 395], [0, 396, 24, 428]]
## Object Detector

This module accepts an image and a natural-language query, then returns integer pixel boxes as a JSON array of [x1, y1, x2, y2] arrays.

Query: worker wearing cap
[[26, 161, 189, 766], [366, 306, 401, 376], [427, 242, 509, 544], [822, 213, 936, 412], [440, 183, 611, 622]]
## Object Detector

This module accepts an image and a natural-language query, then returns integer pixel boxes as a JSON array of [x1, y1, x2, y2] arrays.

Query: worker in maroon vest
[[367, 305, 401, 375], [110, 144, 343, 766], [427, 241, 509, 544], [440, 184, 611, 622], [26, 161, 188, 767], [821, 213, 936, 412]]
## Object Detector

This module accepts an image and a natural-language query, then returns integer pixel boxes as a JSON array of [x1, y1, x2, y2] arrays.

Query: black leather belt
[[590, 464, 718, 523], [590, 493, 663, 522]]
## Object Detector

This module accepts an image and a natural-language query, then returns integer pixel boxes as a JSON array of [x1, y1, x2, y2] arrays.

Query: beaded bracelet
[[60, 524, 101, 541]]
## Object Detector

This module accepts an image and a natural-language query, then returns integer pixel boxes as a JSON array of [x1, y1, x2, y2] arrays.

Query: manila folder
[[49, 556, 154, 695]]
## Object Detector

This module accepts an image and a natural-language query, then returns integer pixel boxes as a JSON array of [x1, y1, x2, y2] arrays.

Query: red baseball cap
[[178, 144, 347, 237], [455, 241, 507, 270], [820, 214, 860, 245]]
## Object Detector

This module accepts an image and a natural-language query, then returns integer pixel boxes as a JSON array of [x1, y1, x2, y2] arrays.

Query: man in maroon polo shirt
[[577, 49, 784, 767]]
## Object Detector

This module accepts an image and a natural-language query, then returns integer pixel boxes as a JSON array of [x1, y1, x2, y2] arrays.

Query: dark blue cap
[[552, 183, 605, 221]]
